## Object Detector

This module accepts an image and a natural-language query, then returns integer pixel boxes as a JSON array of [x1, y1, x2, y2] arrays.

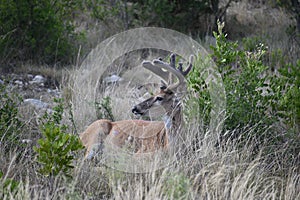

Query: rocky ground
[[0, 72, 63, 147], [0, 73, 61, 121]]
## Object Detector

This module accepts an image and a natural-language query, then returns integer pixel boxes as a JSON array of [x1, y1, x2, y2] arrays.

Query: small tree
[[0, 0, 84, 66], [33, 98, 83, 177], [188, 21, 300, 151]]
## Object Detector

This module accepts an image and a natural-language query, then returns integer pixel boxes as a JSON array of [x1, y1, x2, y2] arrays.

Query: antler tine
[[178, 62, 183, 72], [143, 54, 194, 92], [142, 60, 169, 82], [170, 53, 176, 69], [152, 59, 186, 91], [182, 55, 194, 76]]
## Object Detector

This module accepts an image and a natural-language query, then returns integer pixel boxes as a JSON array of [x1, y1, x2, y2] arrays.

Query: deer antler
[[142, 54, 194, 92], [142, 61, 170, 82]]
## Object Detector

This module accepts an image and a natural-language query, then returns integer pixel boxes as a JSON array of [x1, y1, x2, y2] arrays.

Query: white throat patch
[[163, 115, 172, 130]]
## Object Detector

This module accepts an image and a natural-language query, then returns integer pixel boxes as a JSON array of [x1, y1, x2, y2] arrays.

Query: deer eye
[[160, 85, 167, 90], [156, 97, 164, 101]]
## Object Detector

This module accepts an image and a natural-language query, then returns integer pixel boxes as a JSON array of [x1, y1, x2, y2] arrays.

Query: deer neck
[[163, 98, 182, 143]]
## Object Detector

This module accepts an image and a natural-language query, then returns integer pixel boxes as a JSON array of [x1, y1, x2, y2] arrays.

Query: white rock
[[29, 75, 46, 84], [21, 139, 32, 144], [0, 79, 4, 84], [47, 88, 61, 97], [23, 98, 49, 109], [103, 74, 123, 84], [14, 80, 23, 85]]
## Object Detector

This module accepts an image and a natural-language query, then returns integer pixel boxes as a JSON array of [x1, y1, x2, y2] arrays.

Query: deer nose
[[132, 106, 143, 115], [132, 106, 138, 114]]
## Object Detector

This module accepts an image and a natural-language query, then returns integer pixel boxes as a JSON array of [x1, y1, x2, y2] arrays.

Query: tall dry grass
[[1, 121, 299, 199], [1, 1, 299, 198], [1, 53, 298, 200], [4, 46, 292, 199]]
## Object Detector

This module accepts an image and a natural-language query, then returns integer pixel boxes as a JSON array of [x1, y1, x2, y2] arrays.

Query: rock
[[27, 74, 34, 79], [47, 88, 61, 97], [0, 79, 4, 85], [21, 139, 32, 144], [33, 75, 45, 82], [14, 80, 23, 86], [103, 74, 123, 84], [29, 75, 46, 85], [23, 98, 49, 109]]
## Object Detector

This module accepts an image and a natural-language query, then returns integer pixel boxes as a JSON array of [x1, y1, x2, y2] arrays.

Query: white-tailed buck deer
[[80, 54, 193, 159]]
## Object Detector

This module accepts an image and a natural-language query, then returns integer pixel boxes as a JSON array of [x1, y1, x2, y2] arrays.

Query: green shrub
[[33, 98, 84, 177], [189, 22, 272, 132], [0, 170, 20, 198], [186, 57, 212, 127], [0, 85, 23, 150], [212, 27, 271, 131], [273, 60, 300, 132], [86, 0, 123, 22], [163, 173, 191, 200], [188, 21, 300, 148], [86, 0, 227, 34], [0, 0, 84, 66], [131, 0, 175, 27]]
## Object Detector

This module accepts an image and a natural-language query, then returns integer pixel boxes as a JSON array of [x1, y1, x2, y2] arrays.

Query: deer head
[[132, 53, 193, 119]]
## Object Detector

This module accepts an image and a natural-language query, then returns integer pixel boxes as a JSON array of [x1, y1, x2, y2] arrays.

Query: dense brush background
[[0, 0, 299, 199]]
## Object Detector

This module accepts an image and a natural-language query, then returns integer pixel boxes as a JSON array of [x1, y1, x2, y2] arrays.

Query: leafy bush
[[33, 98, 83, 177], [273, 61, 300, 132], [86, 0, 124, 22], [188, 21, 300, 147], [211, 24, 272, 131], [131, 0, 176, 27], [163, 173, 191, 200], [86, 0, 230, 33], [0, 170, 20, 198], [0, 85, 23, 150], [130, 0, 230, 32], [0, 0, 84, 66]]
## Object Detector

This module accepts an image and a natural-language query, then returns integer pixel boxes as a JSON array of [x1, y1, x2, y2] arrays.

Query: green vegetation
[[2, 0, 297, 67], [0, 170, 20, 198], [276, 0, 300, 33], [163, 173, 191, 200], [0, 0, 84, 66], [0, 1, 299, 199], [0, 85, 23, 151], [95, 96, 115, 121], [33, 98, 83, 177], [86, 0, 232, 32], [188, 21, 299, 162]]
